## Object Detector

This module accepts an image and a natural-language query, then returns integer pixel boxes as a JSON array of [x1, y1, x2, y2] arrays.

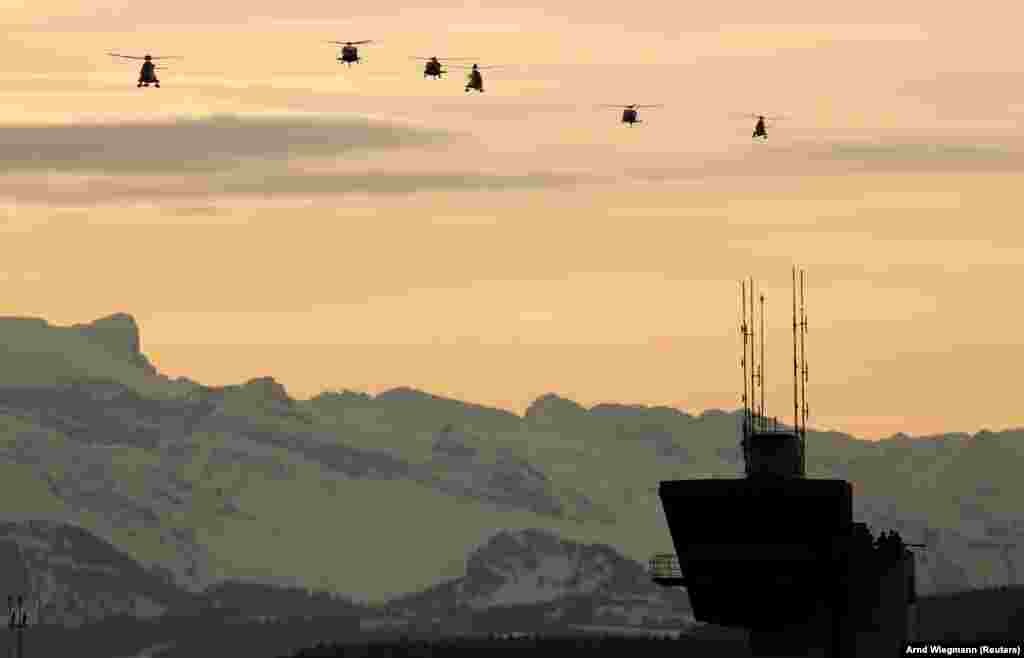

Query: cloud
[[826, 142, 1012, 159], [0, 113, 449, 174], [216, 171, 591, 195], [800, 139, 1024, 174], [0, 113, 602, 203], [1, 170, 595, 205], [621, 137, 1024, 183]]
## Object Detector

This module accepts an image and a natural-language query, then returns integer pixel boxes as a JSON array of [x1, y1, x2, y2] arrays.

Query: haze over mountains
[[0, 312, 1022, 626]]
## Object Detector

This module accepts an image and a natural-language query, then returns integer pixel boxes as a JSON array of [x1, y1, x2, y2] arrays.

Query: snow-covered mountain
[[388, 528, 695, 631]]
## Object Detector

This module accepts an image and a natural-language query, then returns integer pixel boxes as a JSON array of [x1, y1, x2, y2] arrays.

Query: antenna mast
[[792, 266, 799, 449], [799, 268, 809, 472], [740, 280, 751, 475], [759, 290, 766, 431], [749, 279, 758, 434], [741, 280, 749, 437]]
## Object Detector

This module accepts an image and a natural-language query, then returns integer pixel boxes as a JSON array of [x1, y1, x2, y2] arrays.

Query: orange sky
[[2, 2, 1024, 439]]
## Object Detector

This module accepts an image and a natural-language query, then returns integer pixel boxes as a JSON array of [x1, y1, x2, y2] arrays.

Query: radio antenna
[[799, 268, 809, 470], [792, 266, 799, 450], [741, 280, 749, 436], [740, 280, 751, 474], [759, 290, 766, 431], [749, 278, 758, 434]]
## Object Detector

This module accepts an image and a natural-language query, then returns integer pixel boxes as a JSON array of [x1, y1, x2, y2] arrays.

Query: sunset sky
[[3, 1, 1023, 439]]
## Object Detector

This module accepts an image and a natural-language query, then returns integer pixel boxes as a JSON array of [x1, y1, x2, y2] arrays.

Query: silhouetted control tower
[[649, 268, 918, 658]]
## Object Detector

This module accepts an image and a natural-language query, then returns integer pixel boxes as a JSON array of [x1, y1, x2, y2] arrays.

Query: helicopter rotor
[[328, 40, 374, 46], [108, 52, 183, 60], [448, 64, 511, 70], [597, 104, 663, 109], [731, 112, 789, 120], [409, 56, 477, 61]]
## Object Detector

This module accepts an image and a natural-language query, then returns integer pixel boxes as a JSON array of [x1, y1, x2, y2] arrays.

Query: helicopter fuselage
[[138, 65, 160, 87], [466, 72, 484, 92], [622, 109, 640, 124], [339, 47, 360, 65]]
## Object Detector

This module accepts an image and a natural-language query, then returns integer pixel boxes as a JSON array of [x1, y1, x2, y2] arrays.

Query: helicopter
[[449, 63, 508, 93], [409, 56, 476, 80], [108, 52, 181, 88], [732, 113, 789, 140], [598, 104, 664, 126], [328, 40, 374, 66]]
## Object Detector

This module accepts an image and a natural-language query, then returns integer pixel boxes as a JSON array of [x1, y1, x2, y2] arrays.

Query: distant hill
[[0, 520, 191, 627], [0, 519, 368, 631], [0, 312, 1022, 607]]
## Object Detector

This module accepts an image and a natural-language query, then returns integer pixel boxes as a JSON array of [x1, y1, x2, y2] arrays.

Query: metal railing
[[649, 553, 683, 580]]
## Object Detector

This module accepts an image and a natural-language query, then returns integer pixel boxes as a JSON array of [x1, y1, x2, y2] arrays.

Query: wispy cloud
[[0, 113, 449, 174], [800, 139, 1024, 174], [0, 113, 598, 203], [826, 142, 1012, 159], [0, 171, 593, 204], [621, 137, 1024, 183]]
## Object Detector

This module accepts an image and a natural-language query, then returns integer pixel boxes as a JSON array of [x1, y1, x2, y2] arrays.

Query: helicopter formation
[[107, 41, 784, 138], [326, 42, 502, 92]]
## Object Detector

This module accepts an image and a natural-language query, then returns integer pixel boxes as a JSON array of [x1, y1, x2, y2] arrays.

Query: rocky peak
[[72, 313, 156, 375]]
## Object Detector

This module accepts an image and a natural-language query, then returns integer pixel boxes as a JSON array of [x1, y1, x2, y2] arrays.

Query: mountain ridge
[[1, 311, 1023, 604], [7, 311, 1020, 441]]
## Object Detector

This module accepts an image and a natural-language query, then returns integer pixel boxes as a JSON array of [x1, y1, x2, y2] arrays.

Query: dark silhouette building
[[650, 268, 918, 657]]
